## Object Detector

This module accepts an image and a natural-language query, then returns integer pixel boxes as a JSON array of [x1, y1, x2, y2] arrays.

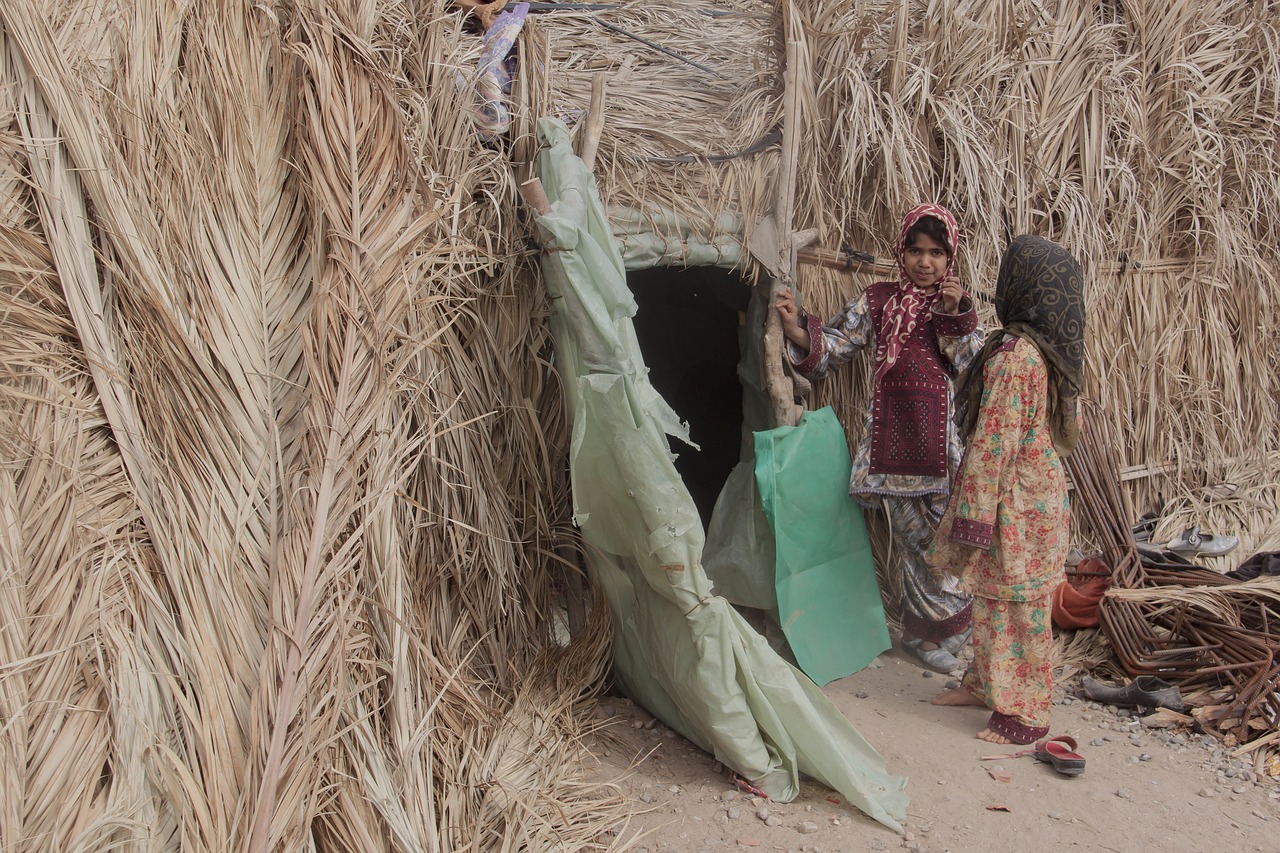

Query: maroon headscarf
[[874, 203, 961, 382]]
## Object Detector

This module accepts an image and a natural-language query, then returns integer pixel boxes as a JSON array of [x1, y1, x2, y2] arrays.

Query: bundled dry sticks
[[1066, 403, 1279, 770]]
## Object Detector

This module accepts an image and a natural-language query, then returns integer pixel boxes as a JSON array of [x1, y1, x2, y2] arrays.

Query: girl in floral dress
[[927, 235, 1086, 745], [776, 204, 985, 672]]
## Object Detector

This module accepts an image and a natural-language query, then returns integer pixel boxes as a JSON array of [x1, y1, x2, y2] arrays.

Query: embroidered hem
[[851, 485, 948, 507], [950, 516, 993, 549], [986, 712, 1049, 745], [931, 303, 979, 337], [792, 313, 825, 374], [903, 601, 973, 643]]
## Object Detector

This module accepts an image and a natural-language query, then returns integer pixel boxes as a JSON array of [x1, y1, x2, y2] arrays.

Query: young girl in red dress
[[776, 204, 985, 671]]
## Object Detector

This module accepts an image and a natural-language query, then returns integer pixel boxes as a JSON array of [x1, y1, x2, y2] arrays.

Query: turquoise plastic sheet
[[531, 117, 907, 831], [754, 407, 891, 686]]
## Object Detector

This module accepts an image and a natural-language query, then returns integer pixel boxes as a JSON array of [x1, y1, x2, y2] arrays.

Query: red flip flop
[[1033, 735, 1086, 776], [731, 774, 770, 799]]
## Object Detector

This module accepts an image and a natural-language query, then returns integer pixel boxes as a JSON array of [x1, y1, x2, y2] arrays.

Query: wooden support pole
[[792, 227, 820, 250], [796, 247, 894, 275], [579, 73, 607, 172], [762, 14, 804, 429]]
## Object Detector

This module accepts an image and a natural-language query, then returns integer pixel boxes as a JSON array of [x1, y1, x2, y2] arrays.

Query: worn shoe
[[1166, 526, 1239, 558], [1132, 512, 1161, 543], [1225, 551, 1280, 582], [903, 638, 962, 673], [1081, 675, 1188, 712], [940, 627, 972, 656]]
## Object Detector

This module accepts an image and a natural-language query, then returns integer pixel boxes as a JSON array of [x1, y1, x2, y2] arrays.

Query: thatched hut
[[2, 0, 1277, 849]]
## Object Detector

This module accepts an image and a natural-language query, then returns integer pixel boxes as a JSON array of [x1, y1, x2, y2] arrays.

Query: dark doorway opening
[[627, 266, 751, 528]]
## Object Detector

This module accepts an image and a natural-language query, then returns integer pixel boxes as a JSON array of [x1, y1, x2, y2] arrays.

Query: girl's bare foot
[[930, 687, 985, 706], [976, 727, 1014, 744]]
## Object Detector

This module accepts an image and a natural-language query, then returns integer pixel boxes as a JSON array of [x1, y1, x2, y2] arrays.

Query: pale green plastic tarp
[[754, 407, 891, 686], [531, 116, 908, 831], [609, 205, 745, 270], [702, 283, 782, 612]]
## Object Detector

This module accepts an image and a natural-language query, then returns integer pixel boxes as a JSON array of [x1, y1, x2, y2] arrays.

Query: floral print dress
[[929, 336, 1069, 741]]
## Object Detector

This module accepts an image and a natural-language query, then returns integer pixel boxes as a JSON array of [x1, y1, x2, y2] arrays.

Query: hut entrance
[[627, 266, 752, 528]]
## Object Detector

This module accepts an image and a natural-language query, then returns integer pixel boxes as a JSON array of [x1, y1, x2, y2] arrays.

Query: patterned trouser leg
[[884, 494, 972, 643], [962, 595, 1053, 743]]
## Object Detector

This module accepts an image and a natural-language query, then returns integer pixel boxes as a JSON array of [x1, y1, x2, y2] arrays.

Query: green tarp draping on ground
[[531, 116, 907, 832], [754, 407, 891, 686]]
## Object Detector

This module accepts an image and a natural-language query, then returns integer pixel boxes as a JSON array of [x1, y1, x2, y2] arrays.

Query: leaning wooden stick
[[579, 73, 607, 172]]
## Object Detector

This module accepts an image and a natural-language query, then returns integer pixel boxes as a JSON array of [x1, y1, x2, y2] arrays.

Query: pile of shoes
[[1063, 413, 1276, 753]]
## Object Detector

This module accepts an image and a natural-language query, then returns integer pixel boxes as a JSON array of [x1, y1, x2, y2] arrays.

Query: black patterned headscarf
[[957, 235, 1086, 455]]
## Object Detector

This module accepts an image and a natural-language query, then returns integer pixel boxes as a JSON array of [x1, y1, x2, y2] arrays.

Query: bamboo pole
[[761, 4, 804, 429]]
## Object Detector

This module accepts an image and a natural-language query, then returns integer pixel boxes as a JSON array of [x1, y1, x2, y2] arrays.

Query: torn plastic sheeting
[[702, 282, 782, 612], [530, 116, 908, 831], [534, 189, 648, 376], [569, 372, 701, 578], [702, 460, 778, 611]]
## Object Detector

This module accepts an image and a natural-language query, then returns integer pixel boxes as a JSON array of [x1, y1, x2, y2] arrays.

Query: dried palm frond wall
[[530, 0, 1280, 564], [4, 0, 1280, 849], [1, 0, 630, 850]]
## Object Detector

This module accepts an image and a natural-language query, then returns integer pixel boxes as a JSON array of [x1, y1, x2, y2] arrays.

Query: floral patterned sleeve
[[945, 342, 1034, 550], [932, 294, 984, 374], [786, 294, 873, 377]]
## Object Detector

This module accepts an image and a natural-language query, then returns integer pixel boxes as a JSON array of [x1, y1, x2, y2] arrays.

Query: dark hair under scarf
[[957, 235, 1086, 455]]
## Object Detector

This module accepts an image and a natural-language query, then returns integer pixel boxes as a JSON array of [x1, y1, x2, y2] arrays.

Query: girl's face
[[902, 232, 950, 289]]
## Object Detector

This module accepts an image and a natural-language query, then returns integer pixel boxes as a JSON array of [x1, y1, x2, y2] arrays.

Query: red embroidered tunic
[[866, 281, 956, 477], [789, 283, 983, 502]]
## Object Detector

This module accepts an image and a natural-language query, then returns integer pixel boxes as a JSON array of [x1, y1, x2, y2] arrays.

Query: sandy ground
[[586, 645, 1279, 853]]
